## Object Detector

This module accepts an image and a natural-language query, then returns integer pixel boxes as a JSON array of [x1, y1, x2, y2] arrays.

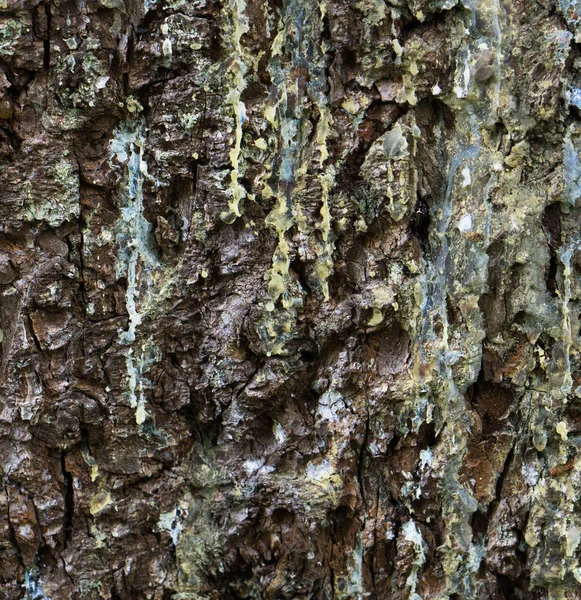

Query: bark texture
[[1, 0, 580, 598]]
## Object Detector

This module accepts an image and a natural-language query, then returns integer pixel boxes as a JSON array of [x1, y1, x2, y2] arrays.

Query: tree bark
[[0, 0, 580, 598]]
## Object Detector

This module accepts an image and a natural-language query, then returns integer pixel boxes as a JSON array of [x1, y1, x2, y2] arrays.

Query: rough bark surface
[[1, 0, 580, 598]]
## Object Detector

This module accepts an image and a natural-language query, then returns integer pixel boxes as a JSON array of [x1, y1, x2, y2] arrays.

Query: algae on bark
[[1, 0, 581, 598]]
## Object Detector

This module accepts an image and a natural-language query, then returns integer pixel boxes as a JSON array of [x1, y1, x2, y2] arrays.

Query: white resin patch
[[457, 213, 473, 232]]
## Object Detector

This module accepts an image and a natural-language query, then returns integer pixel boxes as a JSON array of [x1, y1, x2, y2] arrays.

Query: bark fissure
[[60, 452, 74, 547]]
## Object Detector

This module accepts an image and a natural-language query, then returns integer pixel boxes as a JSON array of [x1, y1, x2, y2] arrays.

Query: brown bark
[[0, 0, 580, 598]]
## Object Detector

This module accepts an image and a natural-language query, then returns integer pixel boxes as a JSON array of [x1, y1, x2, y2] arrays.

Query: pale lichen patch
[[157, 507, 184, 546], [23, 156, 80, 227], [90, 490, 114, 516], [401, 520, 427, 599], [109, 124, 171, 424]]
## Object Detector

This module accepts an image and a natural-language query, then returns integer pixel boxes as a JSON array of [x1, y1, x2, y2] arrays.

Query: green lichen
[[175, 497, 227, 595], [0, 18, 23, 57], [360, 119, 418, 222], [23, 157, 80, 227], [109, 123, 180, 424]]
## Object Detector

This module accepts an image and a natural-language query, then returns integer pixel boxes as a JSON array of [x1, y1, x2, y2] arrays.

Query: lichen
[[23, 156, 80, 227], [125, 342, 159, 425], [89, 490, 114, 516], [0, 18, 23, 58], [110, 125, 160, 345], [109, 123, 174, 424], [24, 568, 51, 600], [335, 535, 364, 599], [558, 241, 579, 397], [564, 127, 581, 208], [360, 118, 418, 222], [157, 506, 185, 546], [402, 520, 427, 599], [175, 497, 226, 594]]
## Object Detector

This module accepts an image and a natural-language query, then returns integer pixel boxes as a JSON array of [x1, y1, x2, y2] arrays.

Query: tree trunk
[[0, 0, 579, 598]]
